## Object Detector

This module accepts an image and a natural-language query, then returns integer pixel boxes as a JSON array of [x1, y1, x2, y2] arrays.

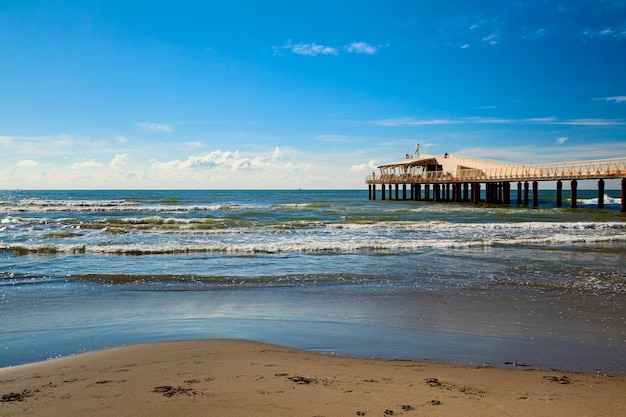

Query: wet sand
[[1, 339, 625, 417]]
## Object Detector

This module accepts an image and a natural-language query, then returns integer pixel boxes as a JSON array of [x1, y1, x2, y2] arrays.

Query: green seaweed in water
[[104, 227, 127, 235], [42, 231, 77, 239], [8, 246, 31, 256]]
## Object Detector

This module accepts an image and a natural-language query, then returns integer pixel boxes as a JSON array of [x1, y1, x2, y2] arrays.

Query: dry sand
[[1, 339, 624, 417]]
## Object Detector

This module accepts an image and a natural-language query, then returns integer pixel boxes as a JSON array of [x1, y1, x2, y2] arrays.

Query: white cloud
[[553, 118, 626, 126], [185, 141, 204, 149], [370, 118, 459, 127], [346, 42, 378, 54], [466, 117, 514, 124], [136, 122, 174, 132], [581, 24, 626, 41], [117, 135, 128, 144], [283, 40, 338, 56], [279, 40, 385, 56], [439, 14, 504, 48], [152, 147, 293, 172], [520, 27, 547, 40], [557, 137, 568, 145], [370, 116, 626, 127], [482, 33, 499, 45], [71, 160, 103, 169], [315, 134, 355, 143], [524, 117, 558, 123], [16, 160, 38, 167], [110, 153, 129, 168], [350, 161, 379, 171], [594, 96, 626, 103]]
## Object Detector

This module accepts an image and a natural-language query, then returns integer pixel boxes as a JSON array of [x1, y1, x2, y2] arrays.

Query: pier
[[365, 152, 626, 212]]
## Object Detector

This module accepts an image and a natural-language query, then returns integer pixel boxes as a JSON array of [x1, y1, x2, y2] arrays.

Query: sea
[[1, 189, 625, 373]]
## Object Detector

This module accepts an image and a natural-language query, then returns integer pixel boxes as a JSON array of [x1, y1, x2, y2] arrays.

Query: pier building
[[365, 150, 626, 212]]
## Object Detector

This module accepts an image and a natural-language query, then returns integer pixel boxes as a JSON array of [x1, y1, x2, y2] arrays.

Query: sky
[[1, 0, 625, 189]]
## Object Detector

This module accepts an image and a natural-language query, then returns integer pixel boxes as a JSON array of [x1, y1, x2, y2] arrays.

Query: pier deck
[[365, 153, 626, 211]]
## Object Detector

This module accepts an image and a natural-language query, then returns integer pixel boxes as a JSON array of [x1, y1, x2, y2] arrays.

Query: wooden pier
[[365, 153, 626, 212]]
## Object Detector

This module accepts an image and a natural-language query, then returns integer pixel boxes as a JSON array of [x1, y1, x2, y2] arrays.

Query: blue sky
[[1, 0, 625, 189]]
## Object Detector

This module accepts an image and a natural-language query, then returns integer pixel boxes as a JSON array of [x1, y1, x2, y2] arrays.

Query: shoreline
[[2, 339, 625, 416]]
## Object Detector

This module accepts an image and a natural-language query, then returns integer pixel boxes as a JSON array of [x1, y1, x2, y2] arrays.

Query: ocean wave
[[0, 199, 332, 215], [575, 194, 622, 205], [2, 230, 625, 256]]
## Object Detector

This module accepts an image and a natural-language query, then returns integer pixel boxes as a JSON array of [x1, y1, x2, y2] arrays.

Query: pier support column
[[621, 178, 626, 212], [463, 183, 469, 202], [524, 181, 529, 206], [570, 180, 577, 208], [389, 184, 393, 200], [415, 184, 422, 201], [368, 184, 372, 200], [517, 182, 522, 205], [473, 183, 481, 204], [532, 181, 539, 207], [394, 184, 399, 200], [424, 184, 430, 200], [433, 184, 440, 202], [502, 182, 510, 204], [381, 184, 386, 200], [556, 180, 562, 208], [598, 179, 605, 209], [402, 184, 407, 200], [372, 184, 376, 200]]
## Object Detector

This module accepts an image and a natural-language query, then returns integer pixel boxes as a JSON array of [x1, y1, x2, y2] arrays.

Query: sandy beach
[[1, 339, 624, 417]]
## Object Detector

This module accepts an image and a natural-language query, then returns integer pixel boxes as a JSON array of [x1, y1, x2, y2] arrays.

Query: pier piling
[[598, 179, 605, 209], [524, 182, 529, 206], [622, 178, 626, 212]]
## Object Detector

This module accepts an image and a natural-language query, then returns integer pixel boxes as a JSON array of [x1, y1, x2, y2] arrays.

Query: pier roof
[[378, 153, 515, 173]]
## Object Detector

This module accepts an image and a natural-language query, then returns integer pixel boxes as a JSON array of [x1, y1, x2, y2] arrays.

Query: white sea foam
[[3, 226, 624, 256], [577, 194, 622, 205], [0, 199, 319, 215]]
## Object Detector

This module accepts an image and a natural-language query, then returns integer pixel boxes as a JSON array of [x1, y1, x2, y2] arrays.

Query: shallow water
[[1, 189, 625, 372]]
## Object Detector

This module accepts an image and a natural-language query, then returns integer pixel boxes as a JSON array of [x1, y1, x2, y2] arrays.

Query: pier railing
[[366, 157, 626, 184]]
